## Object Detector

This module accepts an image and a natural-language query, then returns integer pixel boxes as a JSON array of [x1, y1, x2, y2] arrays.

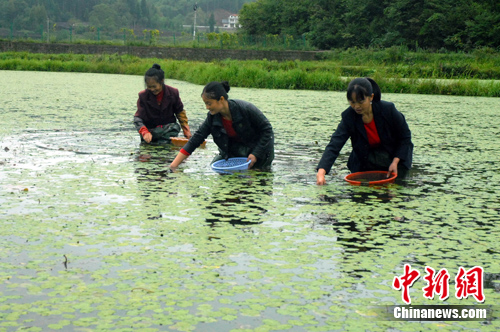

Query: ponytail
[[202, 81, 230, 101], [347, 77, 381, 102]]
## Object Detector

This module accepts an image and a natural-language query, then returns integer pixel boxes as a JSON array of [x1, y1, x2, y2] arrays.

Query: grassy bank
[[1, 49, 499, 97]]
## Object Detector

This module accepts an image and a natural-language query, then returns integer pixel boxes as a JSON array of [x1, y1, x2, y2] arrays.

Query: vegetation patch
[[1, 49, 500, 97]]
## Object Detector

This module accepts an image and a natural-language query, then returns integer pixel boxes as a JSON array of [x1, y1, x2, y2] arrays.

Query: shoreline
[[1, 50, 499, 97]]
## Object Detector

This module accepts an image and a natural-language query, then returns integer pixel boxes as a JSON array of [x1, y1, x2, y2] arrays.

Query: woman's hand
[[143, 132, 152, 143], [183, 128, 192, 139], [388, 158, 400, 177], [170, 152, 188, 169], [247, 154, 257, 168], [316, 168, 327, 185]]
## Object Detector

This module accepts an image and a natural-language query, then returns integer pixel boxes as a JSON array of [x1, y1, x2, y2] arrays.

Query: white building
[[222, 14, 241, 28]]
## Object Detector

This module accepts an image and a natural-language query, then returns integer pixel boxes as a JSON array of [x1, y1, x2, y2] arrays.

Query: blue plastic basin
[[211, 157, 251, 172]]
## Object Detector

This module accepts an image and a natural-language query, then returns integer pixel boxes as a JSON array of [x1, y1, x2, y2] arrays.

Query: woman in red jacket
[[133, 64, 192, 143]]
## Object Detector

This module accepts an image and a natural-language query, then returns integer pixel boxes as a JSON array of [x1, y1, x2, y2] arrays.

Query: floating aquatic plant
[[0, 71, 499, 331]]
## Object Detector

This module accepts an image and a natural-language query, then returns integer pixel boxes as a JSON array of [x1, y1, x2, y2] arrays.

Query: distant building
[[222, 14, 241, 28], [184, 12, 240, 33]]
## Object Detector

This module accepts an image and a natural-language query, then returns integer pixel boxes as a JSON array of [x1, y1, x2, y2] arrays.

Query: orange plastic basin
[[344, 171, 397, 185], [170, 137, 207, 148]]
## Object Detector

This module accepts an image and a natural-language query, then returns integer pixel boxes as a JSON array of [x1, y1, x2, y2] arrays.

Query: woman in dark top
[[316, 77, 413, 185], [133, 64, 192, 143], [170, 81, 274, 169]]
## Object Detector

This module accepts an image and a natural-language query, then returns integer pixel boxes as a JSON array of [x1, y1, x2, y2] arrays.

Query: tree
[[2, 0, 29, 26], [0, 0, 497, 50], [239, 0, 283, 35], [382, 0, 428, 48], [238, 0, 500, 50], [307, 0, 347, 49], [89, 4, 119, 29], [140, 0, 150, 26], [208, 12, 215, 32], [458, 1, 500, 49], [28, 5, 48, 30]]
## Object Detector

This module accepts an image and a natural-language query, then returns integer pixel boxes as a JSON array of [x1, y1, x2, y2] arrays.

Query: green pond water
[[0, 70, 499, 331]]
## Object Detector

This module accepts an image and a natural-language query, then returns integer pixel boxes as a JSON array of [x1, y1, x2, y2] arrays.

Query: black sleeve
[[388, 104, 413, 165], [316, 118, 350, 174], [182, 114, 212, 154], [245, 103, 274, 160]]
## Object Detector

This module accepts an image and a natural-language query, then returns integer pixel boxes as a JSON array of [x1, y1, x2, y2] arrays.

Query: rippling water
[[1, 70, 499, 331]]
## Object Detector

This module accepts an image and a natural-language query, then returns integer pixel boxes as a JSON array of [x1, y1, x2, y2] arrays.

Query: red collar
[[156, 89, 164, 104]]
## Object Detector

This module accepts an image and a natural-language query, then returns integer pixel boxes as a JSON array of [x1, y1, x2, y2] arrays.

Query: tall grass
[[0, 51, 499, 97]]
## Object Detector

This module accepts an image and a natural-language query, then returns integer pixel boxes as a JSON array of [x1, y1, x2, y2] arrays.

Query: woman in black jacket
[[316, 77, 413, 185], [170, 81, 274, 169]]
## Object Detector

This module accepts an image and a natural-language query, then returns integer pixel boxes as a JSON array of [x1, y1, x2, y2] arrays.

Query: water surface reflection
[[204, 173, 274, 227]]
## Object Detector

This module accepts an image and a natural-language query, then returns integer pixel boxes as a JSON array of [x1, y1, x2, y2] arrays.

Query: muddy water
[[1, 70, 499, 331]]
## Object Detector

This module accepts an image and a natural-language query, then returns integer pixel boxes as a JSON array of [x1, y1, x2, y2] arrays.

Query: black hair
[[202, 81, 230, 101], [144, 63, 164, 84], [346, 77, 381, 102]]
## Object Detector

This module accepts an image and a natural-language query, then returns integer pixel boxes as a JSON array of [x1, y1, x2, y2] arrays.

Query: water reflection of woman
[[170, 81, 274, 170], [133, 64, 192, 144], [204, 174, 274, 227], [316, 77, 413, 185]]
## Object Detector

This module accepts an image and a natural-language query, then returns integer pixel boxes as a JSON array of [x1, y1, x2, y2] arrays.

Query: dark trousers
[[366, 147, 409, 178], [141, 123, 180, 143]]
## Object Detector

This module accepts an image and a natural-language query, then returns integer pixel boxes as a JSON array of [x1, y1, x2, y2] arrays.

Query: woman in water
[[170, 81, 274, 169], [133, 64, 192, 143], [316, 77, 413, 185]]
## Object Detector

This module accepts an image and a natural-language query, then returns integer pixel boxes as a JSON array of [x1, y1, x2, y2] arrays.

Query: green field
[[1, 46, 500, 96]]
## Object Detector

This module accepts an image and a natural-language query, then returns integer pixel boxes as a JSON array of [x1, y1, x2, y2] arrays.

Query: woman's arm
[[386, 103, 412, 163], [241, 102, 274, 161], [388, 157, 400, 177], [134, 93, 154, 142], [175, 110, 192, 139], [169, 114, 212, 169], [170, 151, 189, 169], [316, 118, 350, 175], [182, 115, 212, 155], [247, 154, 258, 168], [134, 116, 152, 143], [316, 168, 327, 185]]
